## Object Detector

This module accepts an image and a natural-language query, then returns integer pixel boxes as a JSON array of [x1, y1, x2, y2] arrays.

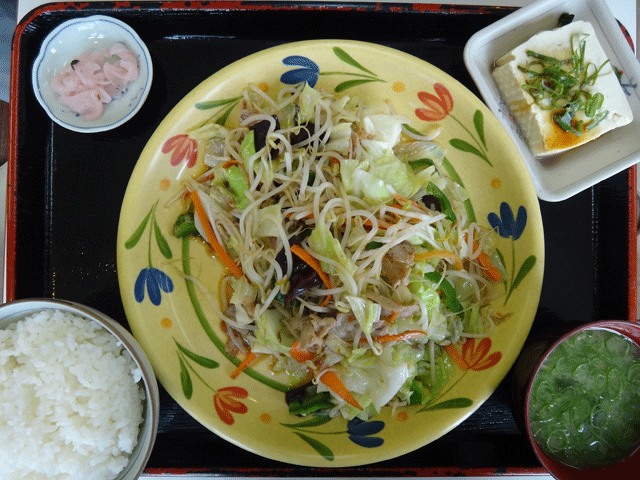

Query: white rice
[[0, 309, 145, 480]]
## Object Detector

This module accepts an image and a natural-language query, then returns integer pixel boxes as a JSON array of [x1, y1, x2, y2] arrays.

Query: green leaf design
[[506, 255, 537, 302], [124, 207, 152, 249], [403, 123, 423, 136], [281, 413, 334, 429], [195, 96, 242, 110], [175, 340, 220, 369], [153, 217, 173, 259], [420, 397, 473, 411], [449, 138, 492, 166], [333, 47, 376, 76], [178, 353, 193, 400], [216, 102, 239, 126], [473, 110, 486, 148], [320, 71, 378, 79], [181, 237, 290, 393], [334, 78, 384, 93], [496, 249, 507, 276], [495, 248, 509, 293], [293, 432, 334, 461]]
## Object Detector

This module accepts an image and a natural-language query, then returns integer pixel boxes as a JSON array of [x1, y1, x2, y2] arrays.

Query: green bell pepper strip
[[424, 182, 456, 223], [425, 271, 464, 319]]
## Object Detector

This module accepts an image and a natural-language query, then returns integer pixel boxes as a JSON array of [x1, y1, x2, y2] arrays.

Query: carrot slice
[[373, 330, 427, 343], [384, 311, 399, 324], [472, 241, 502, 281], [290, 340, 316, 363], [290, 244, 332, 305], [444, 344, 470, 370], [414, 250, 464, 270], [319, 370, 362, 410], [285, 211, 314, 220], [391, 194, 427, 212], [230, 351, 257, 379], [190, 190, 243, 278], [222, 159, 243, 169], [362, 218, 388, 230]]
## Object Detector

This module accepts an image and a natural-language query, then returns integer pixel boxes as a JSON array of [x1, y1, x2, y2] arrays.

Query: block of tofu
[[492, 20, 633, 157]]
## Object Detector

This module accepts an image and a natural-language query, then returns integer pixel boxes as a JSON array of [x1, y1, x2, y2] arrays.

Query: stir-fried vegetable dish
[[173, 82, 504, 419]]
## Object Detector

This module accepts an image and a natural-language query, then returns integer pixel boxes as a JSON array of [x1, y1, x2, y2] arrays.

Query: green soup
[[528, 328, 640, 469]]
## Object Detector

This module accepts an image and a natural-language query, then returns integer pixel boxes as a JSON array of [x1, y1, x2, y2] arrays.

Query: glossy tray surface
[[8, 1, 637, 475]]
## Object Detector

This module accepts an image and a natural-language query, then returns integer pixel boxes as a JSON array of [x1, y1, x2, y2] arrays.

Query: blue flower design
[[347, 417, 385, 448], [134, 268, 174, 306], [126, 201, 175, 307], [488, 202, 527, 240], [486, 201, 537, 305], [280, 55, 320, 87]]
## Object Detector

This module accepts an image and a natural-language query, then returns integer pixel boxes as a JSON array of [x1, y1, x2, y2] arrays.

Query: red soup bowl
[[524, 320, 640, 479]]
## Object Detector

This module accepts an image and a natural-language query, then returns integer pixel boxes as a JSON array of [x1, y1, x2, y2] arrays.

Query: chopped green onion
[[553, 110, 582, 136], [525, 50, 561, 64], [584, 92, 604, 117], [584, 110, 609, 131], [519, 32, 610, 135]]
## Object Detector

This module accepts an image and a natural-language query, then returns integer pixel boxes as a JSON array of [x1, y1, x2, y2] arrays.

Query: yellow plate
[[117, 40, 544, 467]]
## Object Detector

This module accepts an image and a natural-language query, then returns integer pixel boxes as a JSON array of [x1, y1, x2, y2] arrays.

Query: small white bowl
[[0, 298, 159, 480], [464, 0, 640, 202], [32, 15, 153, 133]]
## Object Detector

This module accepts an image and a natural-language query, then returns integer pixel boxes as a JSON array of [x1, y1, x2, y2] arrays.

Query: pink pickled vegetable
[[51, 43, 139, 121]]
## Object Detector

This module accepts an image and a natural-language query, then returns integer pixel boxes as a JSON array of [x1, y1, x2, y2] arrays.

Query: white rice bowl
[[0, 309, 146, 480]]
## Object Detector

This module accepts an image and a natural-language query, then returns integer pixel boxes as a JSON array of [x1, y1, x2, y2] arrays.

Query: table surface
[[3, 1, 639, 478]]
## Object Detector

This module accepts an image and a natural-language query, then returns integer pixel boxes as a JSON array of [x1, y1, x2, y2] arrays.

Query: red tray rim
[[5, 2, 638, 475]]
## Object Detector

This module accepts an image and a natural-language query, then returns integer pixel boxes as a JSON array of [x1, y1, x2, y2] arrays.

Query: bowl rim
[[31, 14, 153, 133], [0, 297, 160, 480], [523, 319, 640, 478]]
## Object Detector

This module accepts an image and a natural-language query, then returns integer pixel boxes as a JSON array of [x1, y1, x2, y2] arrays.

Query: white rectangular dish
[[464, 0, 640, 202]]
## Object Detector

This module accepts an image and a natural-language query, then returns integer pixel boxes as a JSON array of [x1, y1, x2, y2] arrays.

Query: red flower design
[[214, 386, 249, 425], [415, 83, 454, 121], [461, 337, 502, 371], [162, 134, 198, 168]]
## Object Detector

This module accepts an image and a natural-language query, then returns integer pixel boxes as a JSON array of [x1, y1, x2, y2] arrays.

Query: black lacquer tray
[[8, 2, 637, 476]]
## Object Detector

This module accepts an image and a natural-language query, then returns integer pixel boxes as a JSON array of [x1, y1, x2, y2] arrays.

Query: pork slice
[[380, 241, 415, 288], [299, 314, 336, 354], [367, 292, 420, 318]]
